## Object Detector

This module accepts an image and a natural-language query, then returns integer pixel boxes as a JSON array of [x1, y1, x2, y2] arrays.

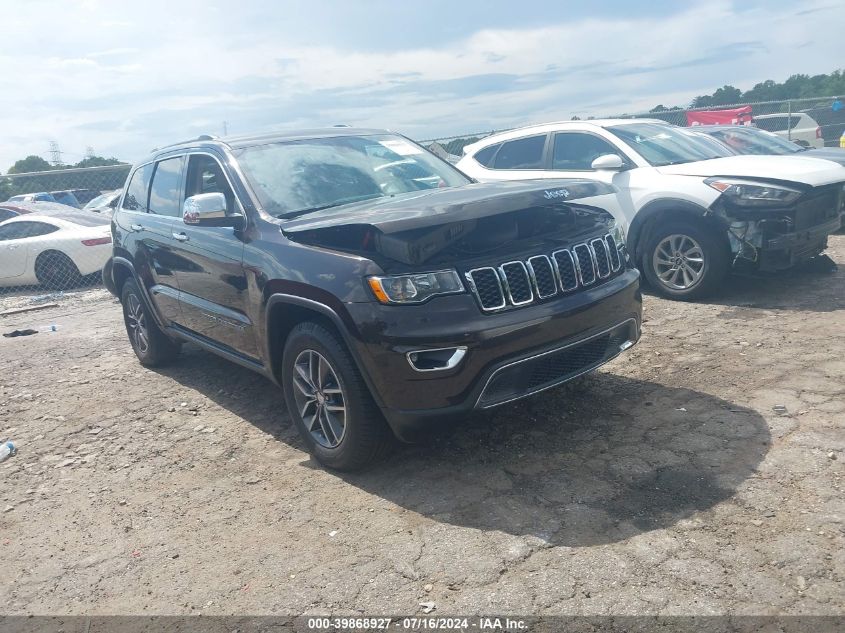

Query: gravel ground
[[0, 237, 843, 617]]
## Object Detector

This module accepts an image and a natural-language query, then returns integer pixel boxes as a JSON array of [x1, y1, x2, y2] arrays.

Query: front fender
[[628, 198, 724, 260]]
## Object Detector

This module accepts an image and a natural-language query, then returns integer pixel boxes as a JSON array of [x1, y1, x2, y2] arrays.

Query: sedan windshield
[[84, 192, 116, 209], [701, 127, 804, 156], [607, 122, 732, 167], [235, 134, 472, 219]]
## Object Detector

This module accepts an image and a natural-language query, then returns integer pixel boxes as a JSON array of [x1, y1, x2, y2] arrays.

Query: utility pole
[[223, 121, 228, 136], [85, 146, 95, 159], [48, 140, 63, 167]]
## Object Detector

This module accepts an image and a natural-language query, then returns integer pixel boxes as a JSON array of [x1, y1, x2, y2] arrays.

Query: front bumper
[[344, 268, 642, 441], [758, 215, 841, 271]]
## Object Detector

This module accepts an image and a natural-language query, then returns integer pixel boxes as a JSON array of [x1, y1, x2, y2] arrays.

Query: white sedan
[[0, 211, 112, 289]]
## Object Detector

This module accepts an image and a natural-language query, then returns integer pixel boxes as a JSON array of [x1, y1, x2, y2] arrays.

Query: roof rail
[[151, 134, 219, 152]]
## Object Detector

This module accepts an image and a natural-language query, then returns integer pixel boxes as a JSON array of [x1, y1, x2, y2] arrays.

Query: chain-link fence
[[1, 94, 842, 303], [419, 95, 845, 157], [0, 165, 129, 305]]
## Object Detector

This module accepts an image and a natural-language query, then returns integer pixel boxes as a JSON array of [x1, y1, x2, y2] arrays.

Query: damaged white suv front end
[[457, 119, 845, 299]]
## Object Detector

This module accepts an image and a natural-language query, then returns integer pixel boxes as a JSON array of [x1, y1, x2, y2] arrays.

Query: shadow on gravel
[[161, 348, 769, 547], [643, 254, 843, 313], [341, 372, 770, 547]]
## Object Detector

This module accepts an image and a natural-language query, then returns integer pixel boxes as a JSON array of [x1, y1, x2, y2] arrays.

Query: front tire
[[282, 322, 391, 471], [642, 221, 730, 300], [121, 278, 181, 366]]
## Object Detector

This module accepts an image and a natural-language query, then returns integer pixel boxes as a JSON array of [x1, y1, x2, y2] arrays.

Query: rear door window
[[148, 157, 185, 217], [122, 163, 154, 212], [492, 135, 548, 170], [552, 132, 621, 170]]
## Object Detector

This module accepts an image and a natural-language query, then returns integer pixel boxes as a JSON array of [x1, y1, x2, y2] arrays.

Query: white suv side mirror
[[591, 154, 625, 170]]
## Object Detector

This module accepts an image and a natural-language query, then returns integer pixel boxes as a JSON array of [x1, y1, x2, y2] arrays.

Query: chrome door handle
[[172, 232, 189, 242], [130, 224, 144, 231]]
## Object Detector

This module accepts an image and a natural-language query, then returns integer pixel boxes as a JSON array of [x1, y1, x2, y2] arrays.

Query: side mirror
[[591, 154, 625, 170], [183, 193, 244, 228]]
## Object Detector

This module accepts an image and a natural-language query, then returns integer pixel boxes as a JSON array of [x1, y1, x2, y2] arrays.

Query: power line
[[48, 140, 63, 166]]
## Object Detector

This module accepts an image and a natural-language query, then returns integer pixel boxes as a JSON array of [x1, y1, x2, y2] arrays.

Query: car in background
[[47, 190, 82, 208], [692, 125, 845, 166], [82, 189, 121, 215], [65, 188, 101, 205], [5, 191, 80, 208], [6, 192, 58, 204], [0, 209, 111, 289], [752, 112, 824, 148], [0, 200, 81, 218], [0, 207, 18, 222], [457, 119, 844, 299]]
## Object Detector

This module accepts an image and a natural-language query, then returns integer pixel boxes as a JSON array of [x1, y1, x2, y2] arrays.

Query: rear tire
[[121, 278, 181, 366], [642, 221, 730, 300], [35, 251, 81, 290], [282, 322, 391, 471]]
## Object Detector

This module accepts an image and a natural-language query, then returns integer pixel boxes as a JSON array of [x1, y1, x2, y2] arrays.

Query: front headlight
[[367, 270, 465, 304], [705, 178, 802, 207]]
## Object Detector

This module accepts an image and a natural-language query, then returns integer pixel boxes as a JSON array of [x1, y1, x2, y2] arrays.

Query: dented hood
[[279, 179, 614, 235], [657, 155, 845, 187]]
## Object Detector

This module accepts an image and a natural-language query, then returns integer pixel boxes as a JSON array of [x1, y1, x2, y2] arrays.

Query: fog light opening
[[406, 346, 467, 372]]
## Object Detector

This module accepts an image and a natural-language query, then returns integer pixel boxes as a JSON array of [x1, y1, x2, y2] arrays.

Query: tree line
[[6, 154, 126, 175], [650, 69, 845, 112]]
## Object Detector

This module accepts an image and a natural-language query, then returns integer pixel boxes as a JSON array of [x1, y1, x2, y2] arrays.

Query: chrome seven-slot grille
[[465, 233, 622, 312]]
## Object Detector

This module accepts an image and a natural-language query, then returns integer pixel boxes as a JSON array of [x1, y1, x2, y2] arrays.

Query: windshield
[[84, 192, 114, 208], [607, 122, 733, 166], [702, 127, 803, 156], [234, 134, 472, 218]]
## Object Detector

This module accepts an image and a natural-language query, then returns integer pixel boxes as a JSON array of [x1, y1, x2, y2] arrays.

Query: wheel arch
[[264, 294, 384, 407], [110, 256, 171, 332], [628, 198, 726, 264]]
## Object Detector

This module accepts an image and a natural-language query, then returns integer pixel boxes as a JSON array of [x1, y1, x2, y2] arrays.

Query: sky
[[0, 0, 843, 171]]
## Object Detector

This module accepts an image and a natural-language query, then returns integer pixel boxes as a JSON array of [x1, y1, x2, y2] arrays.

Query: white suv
[[456, 119, 844, 299], [753, 112, 824, 149]]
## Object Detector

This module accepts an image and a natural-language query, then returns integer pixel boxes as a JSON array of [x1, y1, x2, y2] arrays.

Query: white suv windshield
[[235, 134, 471, 219], [608, 123, 732, 167]]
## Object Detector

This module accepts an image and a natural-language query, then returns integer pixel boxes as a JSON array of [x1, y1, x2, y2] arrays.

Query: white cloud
[[0, 0, 842, 170]]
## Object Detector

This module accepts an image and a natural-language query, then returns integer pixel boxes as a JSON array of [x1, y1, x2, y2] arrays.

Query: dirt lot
[[1, 237, 843, 617]]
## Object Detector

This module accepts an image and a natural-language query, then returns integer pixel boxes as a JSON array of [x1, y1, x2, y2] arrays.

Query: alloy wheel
[[125, 294, 149, 355], [652, 233, 705, 291], [292, 349, 347, 448]]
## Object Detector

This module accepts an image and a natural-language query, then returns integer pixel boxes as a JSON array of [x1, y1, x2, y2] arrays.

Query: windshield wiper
[[276, 194, 385, 220]]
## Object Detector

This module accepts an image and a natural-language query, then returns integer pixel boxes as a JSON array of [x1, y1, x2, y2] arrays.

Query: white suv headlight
[[705, 178, 802, 207], [367, 270, 465, 304]]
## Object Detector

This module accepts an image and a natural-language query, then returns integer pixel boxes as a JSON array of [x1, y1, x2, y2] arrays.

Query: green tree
[[0, 175, 12, 200], [711, 85, 742, 105], [8, 155, 53, 174], [75, 156, 125, 168]]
